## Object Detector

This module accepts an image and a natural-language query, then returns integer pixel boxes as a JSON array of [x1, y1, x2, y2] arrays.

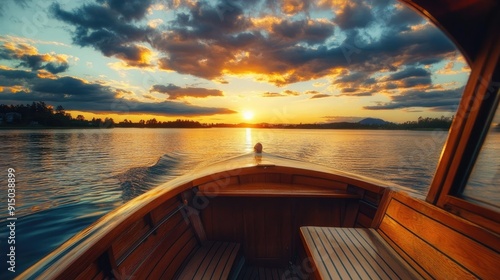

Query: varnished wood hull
[[18, 155, 395, 279], [18, 154, 499, 279]]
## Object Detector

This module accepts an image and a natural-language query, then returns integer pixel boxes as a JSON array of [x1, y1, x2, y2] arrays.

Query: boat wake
[[115, 153, 186, 201]]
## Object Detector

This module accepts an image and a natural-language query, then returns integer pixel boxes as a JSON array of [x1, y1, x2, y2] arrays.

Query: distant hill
[[358, 118, 389, 125]]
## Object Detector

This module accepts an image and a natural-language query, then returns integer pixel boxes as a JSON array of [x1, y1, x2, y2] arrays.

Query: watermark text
[[6, 168, 17, 273]]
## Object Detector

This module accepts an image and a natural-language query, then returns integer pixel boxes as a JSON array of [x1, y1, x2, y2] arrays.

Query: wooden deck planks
[[339, 228, 414, 279], [300, 226, 421, 280], [219, 243, 242, 279], [236, 265, 304, 280], [178, 241, 241, 280], [178, 242, 216, 280], [157, 235, 198, 279]]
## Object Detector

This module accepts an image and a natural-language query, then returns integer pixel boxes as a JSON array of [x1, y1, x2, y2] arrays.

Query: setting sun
[[242, 110, 255, 121]]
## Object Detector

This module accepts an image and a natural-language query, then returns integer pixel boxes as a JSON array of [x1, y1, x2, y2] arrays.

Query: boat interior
[[18, 153, 500, 279], [18, 0, 499, 279]]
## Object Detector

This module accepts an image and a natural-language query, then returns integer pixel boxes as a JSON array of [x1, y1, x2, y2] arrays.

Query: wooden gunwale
[[18, 163, 387, 279]]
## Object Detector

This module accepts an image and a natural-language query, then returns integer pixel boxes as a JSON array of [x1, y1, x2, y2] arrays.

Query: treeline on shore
[[0, 102, 115, 128], [0, 102, 205, 128], [0, 102, 459, 130]]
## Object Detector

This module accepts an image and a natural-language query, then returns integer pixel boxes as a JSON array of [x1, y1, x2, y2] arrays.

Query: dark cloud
[[51, 2, 154, 66], [311, 94, 331, 99], [333, 71, 378, 96], [262, 92, 285, 97], [341, 88, 359, 93], [334, 1, 374, 30], [0, 68, 37, 80], [0, 68, 236, 116], [169, 1, 250, 39], [387, 5, 425, 31], [261, 89, 300, 97], [155, 34, 232, 80], [331, 21, 456, 90], [96, 0, 153, 21], [283, 89, 300, 96], [338, 91, 373, 97], [364, 87, 463, 111], [150, 84, 224, 100], [388, 67, 430, 81], [401, 76, 432, 87], [31, 76, 116, 102], [334, 66, 434, 97], [271, 19, 334, 45], [338, 25, 456, 73], [386, 67, 432, 87], [335, 71, 369, 83], [19, 54, 69, 74]]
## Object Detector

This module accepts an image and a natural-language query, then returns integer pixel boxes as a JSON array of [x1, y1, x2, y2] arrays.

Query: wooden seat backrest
[[372, 190, 500, 279]]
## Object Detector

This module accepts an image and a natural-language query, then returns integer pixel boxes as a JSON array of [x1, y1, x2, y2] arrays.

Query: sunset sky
[[0, 0, 470, 124]]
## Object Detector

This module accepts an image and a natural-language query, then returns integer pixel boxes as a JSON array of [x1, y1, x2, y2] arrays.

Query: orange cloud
[[436, 59, 470, 75], [281, 0, 309, 15], [262, 92, 285, 97], [115, 45, 154, 68], [0, 41, 70, 74], [250, 15, 281, 30], [36, 70, 58, 79], [261, 89, 324, 98], [317, 0, 351, 11], [3, 42, 38, 56]]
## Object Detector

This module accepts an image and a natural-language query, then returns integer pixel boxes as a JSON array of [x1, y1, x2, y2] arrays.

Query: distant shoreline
[[0, 126, 451, 131], [1, 102, 453, 130], [0, 126, 104, 130]]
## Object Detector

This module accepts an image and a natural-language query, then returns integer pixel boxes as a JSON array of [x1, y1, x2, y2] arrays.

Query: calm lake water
[[0, 128, 451, 277]]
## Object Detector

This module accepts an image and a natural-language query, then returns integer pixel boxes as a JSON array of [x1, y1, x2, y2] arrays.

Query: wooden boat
[[19, 0, 499, 279]]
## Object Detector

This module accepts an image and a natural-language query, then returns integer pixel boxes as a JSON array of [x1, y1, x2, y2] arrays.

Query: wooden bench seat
[[300, 226, 420, 280], [106, 195, 243, 280], [300, 191, 500, 280], [178, 241, 242, 280]]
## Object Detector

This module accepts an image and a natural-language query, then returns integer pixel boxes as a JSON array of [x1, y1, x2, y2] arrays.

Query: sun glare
[[242, 110, 254, 121]]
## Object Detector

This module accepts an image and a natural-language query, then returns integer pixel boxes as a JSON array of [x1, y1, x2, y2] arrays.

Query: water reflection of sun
[[242, 110, 254, 121]]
